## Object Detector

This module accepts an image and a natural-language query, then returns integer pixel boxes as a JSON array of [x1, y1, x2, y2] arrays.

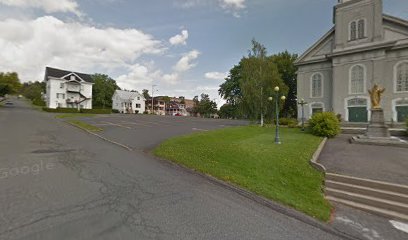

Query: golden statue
[[368, 84, 385, 109]]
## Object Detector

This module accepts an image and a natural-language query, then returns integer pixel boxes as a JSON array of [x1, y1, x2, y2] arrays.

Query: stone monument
[[351, 84, 408, 148]]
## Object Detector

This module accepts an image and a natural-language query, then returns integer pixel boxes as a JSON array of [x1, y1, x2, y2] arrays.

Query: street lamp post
[[151, 84, 157, 115], [297, 98, 308, 132], [271, 86, 286, 144]]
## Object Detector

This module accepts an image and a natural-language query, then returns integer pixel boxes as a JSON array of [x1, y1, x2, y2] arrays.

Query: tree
[[92, 74, 120, 108], [0, 72, 21, 96], [20, 81, 46, 106], [271, 51, 298, 117], [219, 41, 298, 120], [219, 104, 238, 119], [142, 89, 150, 99], [197, 93, 217, 117]]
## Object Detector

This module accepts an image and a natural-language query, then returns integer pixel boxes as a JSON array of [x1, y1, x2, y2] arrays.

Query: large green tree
[[0, 72, 21, 96], [219, 41, 297, 120], [195, 93, 217, 117], [92, 74, 120, 108], [270, 51, 298, 117]]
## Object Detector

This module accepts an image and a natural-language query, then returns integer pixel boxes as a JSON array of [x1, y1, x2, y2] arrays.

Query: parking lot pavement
[[78, 114, 249, 150], [0, 99, 347, 240]]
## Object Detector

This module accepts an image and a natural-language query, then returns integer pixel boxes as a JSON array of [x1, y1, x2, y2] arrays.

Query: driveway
[[0, 99, 345, 240], [78, 114, 248, 150]]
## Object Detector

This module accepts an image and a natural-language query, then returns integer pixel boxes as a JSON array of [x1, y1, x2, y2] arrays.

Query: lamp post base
[[274, 138, 281, 144]]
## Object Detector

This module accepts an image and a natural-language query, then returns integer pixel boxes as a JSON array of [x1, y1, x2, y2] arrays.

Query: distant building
[[295, 0, 408, 123], [145, 97, 166, 115], [44, 67, 93, 109], [112, 90, 145, 114]]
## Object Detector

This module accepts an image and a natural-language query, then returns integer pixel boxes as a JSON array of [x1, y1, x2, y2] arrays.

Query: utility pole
[[151, 84, 157, 115]]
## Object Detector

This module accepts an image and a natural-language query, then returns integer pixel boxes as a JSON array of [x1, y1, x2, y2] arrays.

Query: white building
[[112, 90, 145, 114], [45, 67, 93, 109]]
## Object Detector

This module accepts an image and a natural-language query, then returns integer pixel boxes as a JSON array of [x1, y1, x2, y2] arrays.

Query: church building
[[295, 0, 408, 123]]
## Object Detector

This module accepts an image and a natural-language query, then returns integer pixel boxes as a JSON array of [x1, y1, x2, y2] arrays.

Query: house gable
[[295, 28, 334, 65]]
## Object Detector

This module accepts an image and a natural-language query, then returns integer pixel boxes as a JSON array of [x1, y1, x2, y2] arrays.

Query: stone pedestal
[[350, 108, 408, 148], [365, 109, 390, 138]]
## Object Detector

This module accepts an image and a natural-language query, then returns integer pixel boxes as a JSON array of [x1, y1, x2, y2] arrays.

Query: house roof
[[114, 90, 144, 101], [45, 67, 93, 83]]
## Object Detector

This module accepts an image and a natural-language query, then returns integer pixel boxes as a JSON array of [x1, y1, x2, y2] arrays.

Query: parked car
[[5, 101, 13, 105]]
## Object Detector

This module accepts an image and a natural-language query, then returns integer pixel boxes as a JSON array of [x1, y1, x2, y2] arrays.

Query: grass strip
[[154, 125, 331, 221], [67, 119, 102, 132]]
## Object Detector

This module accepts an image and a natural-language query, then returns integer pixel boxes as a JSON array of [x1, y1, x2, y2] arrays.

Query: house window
[[350, 65, 365, 94], [358, 19, 365, 39], [62, 94, 65, 99], [396, 62, 408, 92], [311, 102, 324, 115], [70, 75, 75, 81], [137, 97, 140, 100], [60, 83, 64, 88], [311, 73, 323, 98], [136, 104, 141, 108]]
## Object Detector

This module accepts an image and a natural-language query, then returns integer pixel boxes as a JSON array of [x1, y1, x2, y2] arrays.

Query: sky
[[0, 0, 407, 105]]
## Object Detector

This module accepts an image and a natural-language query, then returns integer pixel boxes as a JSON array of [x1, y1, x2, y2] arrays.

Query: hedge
[[42, 107, 79, 113], [42, 108, 111, 114], [80, 109, 111, 114]]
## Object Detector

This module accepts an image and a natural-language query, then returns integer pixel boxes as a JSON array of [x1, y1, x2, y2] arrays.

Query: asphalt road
[[0, 99, 346, 240]]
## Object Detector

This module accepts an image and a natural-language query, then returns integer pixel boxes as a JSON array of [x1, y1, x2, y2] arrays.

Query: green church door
[[348, 107, 368, 122], [396, 106, 408, 122]]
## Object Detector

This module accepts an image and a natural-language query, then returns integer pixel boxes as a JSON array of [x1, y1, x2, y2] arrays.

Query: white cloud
[[205, 71, 227, 80], [173, 50, 200, 72], [0, 0, 81, 16], [0, 16, 164, 83], [169, 30, 189, 46], [219, 0, 246, 17], [116, 64, 162, 90], [162, 73, 180, 85]]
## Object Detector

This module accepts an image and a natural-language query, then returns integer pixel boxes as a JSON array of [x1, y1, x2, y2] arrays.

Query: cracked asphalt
[[0, 99, 346, 240]]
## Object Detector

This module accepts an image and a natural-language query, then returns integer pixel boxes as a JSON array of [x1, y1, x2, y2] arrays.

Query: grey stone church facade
[[295, 0, 408, 123]]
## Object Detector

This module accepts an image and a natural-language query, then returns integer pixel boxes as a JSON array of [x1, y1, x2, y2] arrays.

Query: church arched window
[[350, 21, 357, 41], [395, 61, 408, 92], [350, 65, 365, 94], [358, 19, 365, 39], [311, 73, 323, 98]]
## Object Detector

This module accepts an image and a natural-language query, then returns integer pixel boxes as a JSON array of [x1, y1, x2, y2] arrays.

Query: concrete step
[[325, 188, 408, 215], [326, 173, 408, 195], [326, 196, 408, 221], [325, 180, 408, 204]]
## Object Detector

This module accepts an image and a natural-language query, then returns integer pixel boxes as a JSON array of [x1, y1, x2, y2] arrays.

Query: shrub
[[308, 112, 340, 138], [80, 109, 111, 114], [112, 109, 120, 113], [406, 118, 408, 134], [42, 107, 79, 113], [279, 118, 298, 126], [336, 114, 342, 122], [32, 98, 45, 106]]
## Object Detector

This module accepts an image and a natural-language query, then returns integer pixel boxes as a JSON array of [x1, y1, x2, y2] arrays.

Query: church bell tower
[[333, 0, 384, 49]]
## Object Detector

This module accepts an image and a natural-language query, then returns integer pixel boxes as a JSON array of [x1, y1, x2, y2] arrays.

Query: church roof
[[295, 14, 408, 66]]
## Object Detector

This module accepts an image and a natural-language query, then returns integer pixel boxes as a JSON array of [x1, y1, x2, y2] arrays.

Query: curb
[[65, 121, 133, 151], [309, 137, 328, 173], [150, 153, 359, 240]]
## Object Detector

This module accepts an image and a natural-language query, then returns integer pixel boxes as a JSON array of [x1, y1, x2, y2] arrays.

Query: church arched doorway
[[347, 98, 368, 122]]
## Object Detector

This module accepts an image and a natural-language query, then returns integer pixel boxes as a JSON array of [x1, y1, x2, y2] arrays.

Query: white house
[[112, 90, 145, 114], [44, 67, 93, 109]]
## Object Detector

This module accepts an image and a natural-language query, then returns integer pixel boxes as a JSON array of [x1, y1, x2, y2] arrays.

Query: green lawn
[[67, 119, 102, 132], [154, 126, 331, 221]]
